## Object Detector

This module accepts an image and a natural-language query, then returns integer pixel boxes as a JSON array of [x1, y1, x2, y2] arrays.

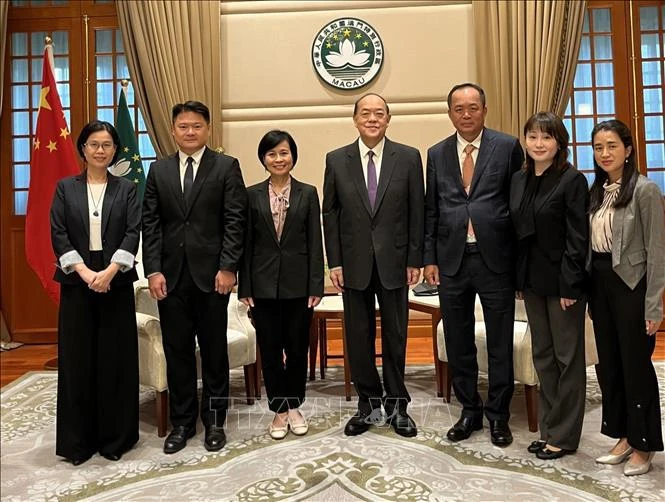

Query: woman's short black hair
[[522, 111, 570, 173], [76, 120, 121, 165], [257, 130, 298, 168]]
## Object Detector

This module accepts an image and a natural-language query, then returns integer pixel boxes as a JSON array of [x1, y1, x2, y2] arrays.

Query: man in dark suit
[[142, 101, 247, 454], [423, 83, 524, 446], [323, 93, 424, 437]]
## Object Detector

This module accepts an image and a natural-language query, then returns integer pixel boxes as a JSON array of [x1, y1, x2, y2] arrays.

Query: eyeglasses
[[85, 142, 115, 151]]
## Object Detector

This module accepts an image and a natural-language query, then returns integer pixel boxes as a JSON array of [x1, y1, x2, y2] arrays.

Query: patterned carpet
[[1, 364, 664, 501]]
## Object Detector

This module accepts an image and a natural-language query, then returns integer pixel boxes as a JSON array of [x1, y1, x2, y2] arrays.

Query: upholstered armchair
[[436, 297, 598, 432], [135, 285, 259, 437]]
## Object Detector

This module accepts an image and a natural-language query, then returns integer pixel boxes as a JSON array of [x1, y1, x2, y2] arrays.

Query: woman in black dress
[[51, 120, 141, 465]]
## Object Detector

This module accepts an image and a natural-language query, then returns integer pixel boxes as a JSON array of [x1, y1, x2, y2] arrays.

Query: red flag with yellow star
[[25, 45, 80, 304]]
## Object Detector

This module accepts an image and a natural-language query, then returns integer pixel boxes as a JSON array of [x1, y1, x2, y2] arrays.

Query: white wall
[[220, 0, 474, 189]]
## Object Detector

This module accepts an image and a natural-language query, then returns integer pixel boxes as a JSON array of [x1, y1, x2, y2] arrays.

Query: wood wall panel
[[8, 229, 58, 343]]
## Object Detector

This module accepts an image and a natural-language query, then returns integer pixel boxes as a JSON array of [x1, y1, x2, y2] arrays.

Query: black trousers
[[251, 297, 313, 413], [523, 291, 586, 450], [438, 248, 515, 421], [158, 260, 230, 430], [590, 253, 663, 451], [343, 261, 410, 417], [56, 252, 138, 461]]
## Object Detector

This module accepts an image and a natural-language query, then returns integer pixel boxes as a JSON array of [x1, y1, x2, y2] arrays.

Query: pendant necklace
[[88, 181, 107, 217]]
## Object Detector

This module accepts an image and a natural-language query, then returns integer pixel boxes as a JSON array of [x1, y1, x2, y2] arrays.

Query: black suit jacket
[[238, 177, 324, 299], [50, 173, 140, 285], [322, 138, 424, 290], [142, 147, 247, 293], [424, 128, 524, 275], [510, 165, 589, 298]]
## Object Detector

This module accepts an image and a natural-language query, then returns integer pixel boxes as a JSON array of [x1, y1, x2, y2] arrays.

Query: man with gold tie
[[423, 83, 524, 446]]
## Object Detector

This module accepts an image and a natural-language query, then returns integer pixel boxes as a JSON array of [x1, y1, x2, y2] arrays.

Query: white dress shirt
[[178, 146, 206, 190], [358, 137, 386, 186]]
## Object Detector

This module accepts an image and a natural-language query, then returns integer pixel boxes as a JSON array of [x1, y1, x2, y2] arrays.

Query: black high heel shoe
[[70, 453, 93, 466], [101, 452, 122, 461]]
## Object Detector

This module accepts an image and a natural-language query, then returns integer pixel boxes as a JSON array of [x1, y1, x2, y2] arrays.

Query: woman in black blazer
[[238, 130, 324, 440], [510, 112, 589, 460], [50, 120, 141, 465]]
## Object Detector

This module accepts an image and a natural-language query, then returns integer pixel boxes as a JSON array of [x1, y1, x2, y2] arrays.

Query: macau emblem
[[311, 18, 384, 90]]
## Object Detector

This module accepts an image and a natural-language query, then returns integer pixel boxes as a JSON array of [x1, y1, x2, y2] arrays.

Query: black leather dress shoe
[[489, 419, 513, 446], [344, 414, 371, 436], [204, 426, 226, 452], [447, 416, 483, 442], [536, 446, 576, 460], [164, 425, 196, 454], [101, 452, 122, 461], [71, 454, 92, 466], [389, 412, 417, 438], [527, 440, 546, 454]]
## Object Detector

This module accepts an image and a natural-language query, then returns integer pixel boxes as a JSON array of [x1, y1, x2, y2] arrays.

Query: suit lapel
[[470, 130, 495, 195], [101, 174, 120, 237], [612, 205, 626, 264], [346, 143, 373, 215], [257, 179, 279, 245], [534, 167, 565, 214], [281, 178, 302, 242], [443, 139, 465, 194], [165, 153, 186, 216], [185, 148, 214, 217], [510, 170, 527, 210], [373, 139, 396, 214], [75, 175, 90, 239]]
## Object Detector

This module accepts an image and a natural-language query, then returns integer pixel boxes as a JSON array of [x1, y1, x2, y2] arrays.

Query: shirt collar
[[179, 146, 206, 165], [456, 130, 483, 152], [358, 137, 386, 160]]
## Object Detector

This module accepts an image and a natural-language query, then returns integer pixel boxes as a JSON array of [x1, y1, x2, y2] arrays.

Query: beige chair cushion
[[436, 295, 598, 387], [135, 288, 257, 392], [137, 312, 168, 392]]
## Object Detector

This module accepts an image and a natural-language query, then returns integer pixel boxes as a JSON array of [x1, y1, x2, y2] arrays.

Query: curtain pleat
[[116, 0, 222, 157], [473, 0, 586, 138]]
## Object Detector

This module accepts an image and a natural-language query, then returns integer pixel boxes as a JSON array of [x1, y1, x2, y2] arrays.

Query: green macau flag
[[111, 85, 146, 201]]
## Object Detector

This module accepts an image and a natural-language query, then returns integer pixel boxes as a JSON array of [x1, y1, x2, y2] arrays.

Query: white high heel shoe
[[623, 451, 655, 476], [595, 446, 634, 465]]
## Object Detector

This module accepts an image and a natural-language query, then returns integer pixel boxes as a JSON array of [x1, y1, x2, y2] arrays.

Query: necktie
[[462, 144, 475, 237], [367, 150, 377, 208], [462, 144, 475, 190], [183, 156, 194, 200]]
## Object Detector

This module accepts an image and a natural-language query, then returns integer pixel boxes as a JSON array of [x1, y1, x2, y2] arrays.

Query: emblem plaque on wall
[[311, 18, 384, 90]]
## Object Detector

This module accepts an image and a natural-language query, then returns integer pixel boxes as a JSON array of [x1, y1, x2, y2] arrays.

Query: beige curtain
[[116, 0, 222, 157], [1, 0, 8, 112], [473, 0, 586, 138]]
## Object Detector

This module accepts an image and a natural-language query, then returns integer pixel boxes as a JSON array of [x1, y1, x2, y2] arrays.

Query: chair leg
[[254, 349, 262, 399], [309, 316, 318, 381], [524, 384, 538, 433], [341, 324, 352, 401], [244, 363, 256, 405], [319, 319, 327, 379], [440, 362, 452, 403], [156, 389, 169, 438]]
